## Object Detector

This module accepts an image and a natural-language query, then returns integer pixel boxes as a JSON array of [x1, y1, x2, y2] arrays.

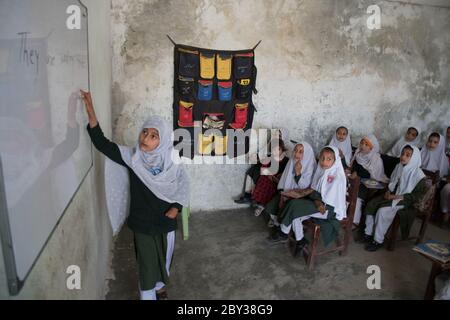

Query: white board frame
[[0, 0, 92, 296]]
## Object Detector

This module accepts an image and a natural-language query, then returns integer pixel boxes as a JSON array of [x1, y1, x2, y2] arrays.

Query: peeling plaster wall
[[111, 0, 450, 211], [0, 0, 113, 299]]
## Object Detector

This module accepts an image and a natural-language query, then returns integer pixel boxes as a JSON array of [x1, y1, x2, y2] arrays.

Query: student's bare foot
[[254, 205, 264, 216]]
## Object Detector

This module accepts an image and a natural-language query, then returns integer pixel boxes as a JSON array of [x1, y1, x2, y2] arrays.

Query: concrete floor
[[105, 208, 450, 300]]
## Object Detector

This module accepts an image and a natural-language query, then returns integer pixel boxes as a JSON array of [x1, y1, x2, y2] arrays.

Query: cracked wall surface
[[111, 0, 450, 211]]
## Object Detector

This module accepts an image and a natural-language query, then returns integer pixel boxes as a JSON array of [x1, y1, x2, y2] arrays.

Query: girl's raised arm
[[81, 90, 98, 128]]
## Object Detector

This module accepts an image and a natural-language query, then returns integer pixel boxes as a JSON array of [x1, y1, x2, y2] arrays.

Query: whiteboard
[[0, 0, 91, 295]]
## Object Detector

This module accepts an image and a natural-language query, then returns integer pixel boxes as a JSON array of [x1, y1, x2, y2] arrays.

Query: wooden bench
[[287, 175, 360, 270]]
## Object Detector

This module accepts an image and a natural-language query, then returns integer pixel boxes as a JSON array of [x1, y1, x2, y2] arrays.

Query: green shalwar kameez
[[364, 178, 427, 239], [279, 191, 340, 246], [87, 124, 182, 291]]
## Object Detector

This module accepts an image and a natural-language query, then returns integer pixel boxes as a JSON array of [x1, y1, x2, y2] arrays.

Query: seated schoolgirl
[[361, 145, 426, 251], [349, 135, 389, 225], [234, 129, 291, 205], [387, 127, 420, 158], [329, 126, 353, 168], [252, 140, 289, 216], [267, 146, 347, 251], [264, 142, 317, 225], [421, 132, 449, 178]]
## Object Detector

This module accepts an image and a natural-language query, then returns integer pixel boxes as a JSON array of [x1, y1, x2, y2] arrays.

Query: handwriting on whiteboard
[[18, 31, 39, 75]]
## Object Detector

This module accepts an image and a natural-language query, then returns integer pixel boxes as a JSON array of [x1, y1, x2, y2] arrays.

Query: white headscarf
[[105, 116, 190, 235], [311, 146, 347, 221], [328, 127, 352, 166], [119, 116, 190, 205], [351, 134, 389, 183], [421, 132, 449, 178], [278, 142, 317, 190], [387, 129, 420, 158], [389, 145, 425, 207]]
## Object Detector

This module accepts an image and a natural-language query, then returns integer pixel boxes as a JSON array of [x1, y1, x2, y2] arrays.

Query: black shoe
[[266, 229, 288, 245], [357, 234, 373, 244], [289, 237, 308, 257], [234, 193, 252, 204], [365, 240, 383, 252], [296, 238, 309, 250]]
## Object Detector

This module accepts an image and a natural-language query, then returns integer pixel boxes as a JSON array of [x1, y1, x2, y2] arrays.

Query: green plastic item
[[182, 206, 190, 240]]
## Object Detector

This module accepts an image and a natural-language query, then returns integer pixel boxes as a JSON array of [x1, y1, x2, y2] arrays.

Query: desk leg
[[424, 262, 442, 300]]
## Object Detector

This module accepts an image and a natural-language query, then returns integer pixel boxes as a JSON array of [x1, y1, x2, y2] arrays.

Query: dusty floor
[[105, 208, 450, 300]]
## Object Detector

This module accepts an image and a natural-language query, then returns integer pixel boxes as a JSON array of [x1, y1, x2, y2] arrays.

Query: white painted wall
[[111, 0, 450, 212]]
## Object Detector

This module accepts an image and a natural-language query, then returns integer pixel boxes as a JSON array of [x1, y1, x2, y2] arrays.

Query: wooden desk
[[362, 179, 388, 201], [417, 252, 450, 300]]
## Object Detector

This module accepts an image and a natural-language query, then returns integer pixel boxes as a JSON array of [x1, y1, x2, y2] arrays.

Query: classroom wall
[[110, 0, 450, 211], [0, 0, 113, 299]]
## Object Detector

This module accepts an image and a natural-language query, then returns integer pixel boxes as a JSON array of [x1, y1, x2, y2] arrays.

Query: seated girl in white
[[329, 126, 353, 168], [349, 134, 389, 225], [362, 145, 426, 251], [264, 142, 317, 226], [421, 132, 449, 178], [387, 127, 420, 158], [267, 146, 347, 250]]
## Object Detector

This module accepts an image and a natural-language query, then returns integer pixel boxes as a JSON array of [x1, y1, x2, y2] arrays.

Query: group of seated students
[[234, 125, 450, 252]]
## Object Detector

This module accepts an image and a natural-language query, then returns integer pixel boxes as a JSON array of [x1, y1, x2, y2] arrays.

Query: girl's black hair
[[320, 146, 336, 159], [429, 132, 440, 140], [402, 145, 414, 153], [271, 138, 287, 152], [336, 126, 348, 134], [407, 127, 419, 136]]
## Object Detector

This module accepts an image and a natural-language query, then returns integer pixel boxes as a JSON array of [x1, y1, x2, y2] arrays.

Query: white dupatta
[[352, 134, 389, 183], [421, 133, 449, 178], [387, 132, 420, 158], [105, 116, 190, 235], [388, 145, 425, 207], [311, 146, 347, 220], [278, 142, 317, 190], [328, 128, 353, 166]]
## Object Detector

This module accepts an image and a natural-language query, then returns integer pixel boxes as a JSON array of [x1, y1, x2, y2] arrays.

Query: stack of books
[[413, 240, 450, 264]]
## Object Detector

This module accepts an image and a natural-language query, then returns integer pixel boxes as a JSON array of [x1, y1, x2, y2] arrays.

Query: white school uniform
[[365, 145, 425, 243], [329, 128, 353, 167], [283, 146, 347, 241], [352, 134, 389, 224], [277, 142, 317, 191], [387, 132, 420, 158], [272, 142, 317, 225], [421, 133, 449, 178]]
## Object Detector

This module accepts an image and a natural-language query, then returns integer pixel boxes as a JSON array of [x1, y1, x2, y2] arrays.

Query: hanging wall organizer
[[169, 36, 261, 158]]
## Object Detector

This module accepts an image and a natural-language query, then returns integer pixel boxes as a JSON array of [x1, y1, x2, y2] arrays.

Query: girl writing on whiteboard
[[81, 91, 190, 300]]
